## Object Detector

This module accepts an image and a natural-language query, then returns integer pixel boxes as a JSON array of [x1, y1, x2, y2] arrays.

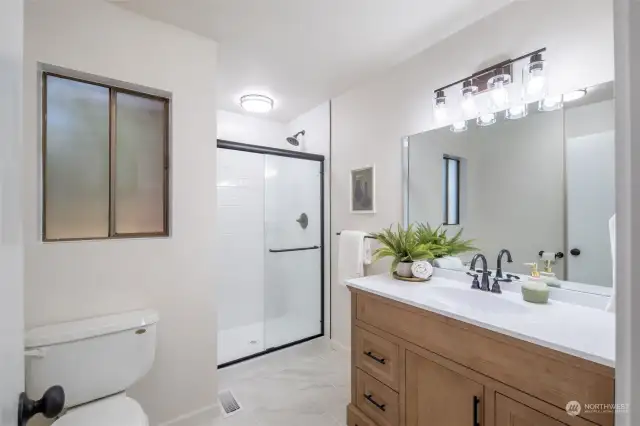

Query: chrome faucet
[[496, 249, 513, 279], [469, 254, 491, 291]]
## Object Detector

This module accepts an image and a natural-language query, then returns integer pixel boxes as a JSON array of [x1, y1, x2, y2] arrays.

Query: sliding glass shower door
[[264, 155, 323, 349], [216, 141, 324, 367]]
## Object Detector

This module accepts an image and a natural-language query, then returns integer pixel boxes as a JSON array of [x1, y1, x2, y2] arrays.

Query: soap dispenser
[[539, 253, 562, 288], [522, 262, 550, 304]]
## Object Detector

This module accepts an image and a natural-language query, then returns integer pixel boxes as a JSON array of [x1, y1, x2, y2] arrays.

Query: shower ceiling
[[111, 0, 515, 121]]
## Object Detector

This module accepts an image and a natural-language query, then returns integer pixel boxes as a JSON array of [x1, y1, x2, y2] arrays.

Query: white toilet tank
[[25, 310, 159, 408]]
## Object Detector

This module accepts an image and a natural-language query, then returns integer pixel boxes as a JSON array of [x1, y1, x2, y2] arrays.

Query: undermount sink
[[426, 285, 530, 315]]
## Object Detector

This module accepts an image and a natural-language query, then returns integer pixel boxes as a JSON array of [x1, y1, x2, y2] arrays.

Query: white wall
[[23, 1, 218, 425], [614, 0, 640, 423], [0, 0, 24, 424], [217, 110, 288, 148], [331, 0, 614, 348]]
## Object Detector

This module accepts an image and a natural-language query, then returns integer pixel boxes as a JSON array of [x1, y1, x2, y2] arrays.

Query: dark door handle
[[364, 394, 386, 411], [570, 248, 581, 256], [18, 386, 65, 426], [473, 395, 480, 426], [269, 245, 320, 253], [364, 351, 386, 365]]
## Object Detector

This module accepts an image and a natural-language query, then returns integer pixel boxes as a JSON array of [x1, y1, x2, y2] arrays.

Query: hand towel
[[339, 231, 370, 286]]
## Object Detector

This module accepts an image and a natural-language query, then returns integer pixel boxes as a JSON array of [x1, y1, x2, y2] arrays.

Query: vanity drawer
[[356, 369, 399, 426], [347, 404, 377, 426], [355, 326, 400, 391], [355, 292, 614, 426]]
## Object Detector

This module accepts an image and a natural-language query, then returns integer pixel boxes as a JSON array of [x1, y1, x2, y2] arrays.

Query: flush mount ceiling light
[[539, 95, 563, 112], [433, 90, 448, 121], [523, 52, 547, 100], [563, 89, 587, 102], [506, 104, 528, 120], [240, 94, 274, 113], [477, 113, 496, 127], [450, 120, 468, 133]]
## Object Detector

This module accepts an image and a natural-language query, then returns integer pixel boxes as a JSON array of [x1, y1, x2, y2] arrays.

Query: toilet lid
[[53, 395, 148, 426]]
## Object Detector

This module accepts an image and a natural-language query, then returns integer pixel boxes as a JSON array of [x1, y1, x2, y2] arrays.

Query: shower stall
[[216, 140, 324, 367]]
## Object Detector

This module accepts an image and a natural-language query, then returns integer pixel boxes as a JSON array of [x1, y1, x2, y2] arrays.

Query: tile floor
[[211, 337, 350, 426]]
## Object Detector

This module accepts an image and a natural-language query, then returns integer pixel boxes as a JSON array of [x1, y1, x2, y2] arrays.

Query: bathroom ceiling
[[112, 0, 514, 121]]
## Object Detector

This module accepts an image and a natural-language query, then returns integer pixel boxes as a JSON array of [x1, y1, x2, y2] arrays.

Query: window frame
[[42, 72, 170, 242], [442, 155, 461, 226]]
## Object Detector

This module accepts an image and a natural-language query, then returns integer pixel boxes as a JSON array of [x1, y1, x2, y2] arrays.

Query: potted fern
[[415, 223, 477, 261], [370, 224, 437, 277]]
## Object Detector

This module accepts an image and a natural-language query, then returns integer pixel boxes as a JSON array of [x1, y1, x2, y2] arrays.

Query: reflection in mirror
[[404, 82, 614, 294]]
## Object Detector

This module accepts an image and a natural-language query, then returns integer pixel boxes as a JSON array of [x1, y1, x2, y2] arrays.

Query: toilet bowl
[[25, 310, 159, 426]]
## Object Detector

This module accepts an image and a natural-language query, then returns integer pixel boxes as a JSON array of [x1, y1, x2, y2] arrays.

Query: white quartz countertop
[[346, 273, 615, 367]]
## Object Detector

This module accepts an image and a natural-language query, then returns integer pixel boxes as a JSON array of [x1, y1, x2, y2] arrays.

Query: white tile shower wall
[[217, 149, 265, 331], [23, 1, 218, 424], [330, 0, 614, 349]]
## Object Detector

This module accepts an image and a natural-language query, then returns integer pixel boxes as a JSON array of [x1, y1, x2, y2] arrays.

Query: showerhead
[[287, 130, 305, 146]]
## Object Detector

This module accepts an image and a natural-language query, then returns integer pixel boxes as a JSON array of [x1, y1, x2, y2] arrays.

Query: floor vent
[[218, 389, 242, 417]]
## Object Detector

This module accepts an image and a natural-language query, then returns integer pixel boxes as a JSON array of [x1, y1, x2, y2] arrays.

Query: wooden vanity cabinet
[[347, 289, 614, 426]]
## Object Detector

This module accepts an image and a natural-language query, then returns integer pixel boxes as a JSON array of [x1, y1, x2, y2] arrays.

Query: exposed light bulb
[[488, 71, 511, 111], [563, 89, 587, 102], [527, 74, 546, 96], [433, 90, 447, 122], [477, 113, 496, 127], [539, 95, 563, 112], [460, 80, 478, 118], [506, 104, 528, 120], [450, 121, 467, 133]]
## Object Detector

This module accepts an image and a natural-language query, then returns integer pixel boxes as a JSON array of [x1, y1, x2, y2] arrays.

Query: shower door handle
[[269, 245, 320, 253]]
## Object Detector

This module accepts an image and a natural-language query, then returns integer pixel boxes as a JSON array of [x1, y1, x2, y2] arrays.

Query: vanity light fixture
[[433, 90, 448, 121], [523, 52, 547, 99], [450, 120, 468, 133], [538, 95, 563, 112], [506, 104, 528, 120], [461, 80, 478, 118], [487, 68, 511, 110], [477, 113, 497, 127], [240, 94, 274, 113], [563, 89, 587, 102], [432, 47, 546, 123]]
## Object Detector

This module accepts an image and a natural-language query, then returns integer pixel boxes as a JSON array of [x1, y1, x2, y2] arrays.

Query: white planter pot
[[396, 261, 414, 278]]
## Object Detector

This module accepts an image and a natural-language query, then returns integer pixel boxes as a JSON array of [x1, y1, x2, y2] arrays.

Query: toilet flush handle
[[18, 385, 65, 426]]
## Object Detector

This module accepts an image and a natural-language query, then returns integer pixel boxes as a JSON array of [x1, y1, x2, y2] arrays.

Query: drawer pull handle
[[364, 393, 386, 412], [473, 395, 480, 426], [364, 351, 386, 364]]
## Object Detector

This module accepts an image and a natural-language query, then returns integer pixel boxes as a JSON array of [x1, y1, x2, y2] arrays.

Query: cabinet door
[[406, 350, 484, 426], [495, 394, 567, 426]]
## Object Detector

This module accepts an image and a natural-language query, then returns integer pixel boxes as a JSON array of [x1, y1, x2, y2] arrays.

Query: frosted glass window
[[443, 156, 460, 225], [44, 75, 110, 239], [115, 93, 167, 234], [42, 73, 169, 241]]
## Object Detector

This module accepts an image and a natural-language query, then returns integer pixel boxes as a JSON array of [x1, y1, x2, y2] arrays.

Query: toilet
[[24, 310, 159, 426]]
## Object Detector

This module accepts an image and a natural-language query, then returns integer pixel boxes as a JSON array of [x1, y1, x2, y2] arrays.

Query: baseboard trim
[[330, 337, 351, 353], [158, 404, 220, 426]]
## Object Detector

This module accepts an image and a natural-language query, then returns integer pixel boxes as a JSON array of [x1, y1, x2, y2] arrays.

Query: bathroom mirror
[[404, 81, 615, 294]]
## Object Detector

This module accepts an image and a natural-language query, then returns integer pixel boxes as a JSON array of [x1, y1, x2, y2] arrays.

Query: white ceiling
[[114, 0, 514, 122]]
